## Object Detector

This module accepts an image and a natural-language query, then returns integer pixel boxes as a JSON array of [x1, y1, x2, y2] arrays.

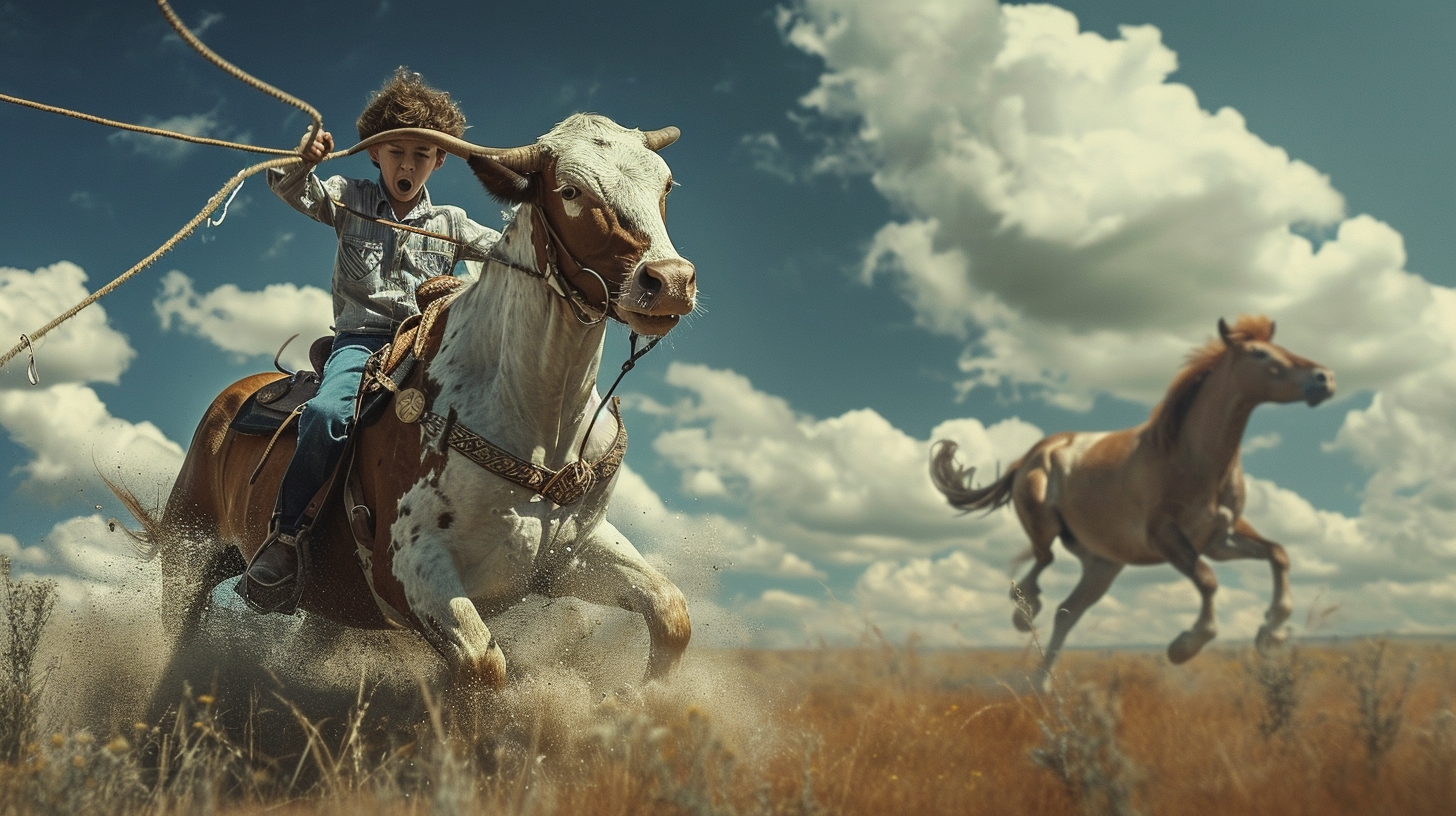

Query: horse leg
[[160, 528, 245, 640], [1035, 539, 1122, 690], [146, 539, 246, 730], [391, 531, 507, 690], [538, 522, 691, 681], [1205, 518, 1292, 653], [1011, 467, 1059, 631], [1152, 519, 1220, 664]]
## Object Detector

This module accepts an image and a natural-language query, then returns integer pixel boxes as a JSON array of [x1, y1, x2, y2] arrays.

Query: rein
[[328, 197, 612, 326]]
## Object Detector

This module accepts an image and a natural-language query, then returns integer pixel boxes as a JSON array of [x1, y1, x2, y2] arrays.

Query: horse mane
[[1149, 315, 1275, 450]]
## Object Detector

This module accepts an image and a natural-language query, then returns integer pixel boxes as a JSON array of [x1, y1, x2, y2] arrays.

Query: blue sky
[[1, 0, 1453, 648]]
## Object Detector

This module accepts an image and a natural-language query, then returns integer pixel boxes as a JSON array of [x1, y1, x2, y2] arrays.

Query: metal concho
[[395, 388, 426, 424]]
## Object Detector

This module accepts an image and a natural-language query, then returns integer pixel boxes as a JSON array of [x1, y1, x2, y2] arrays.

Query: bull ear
[[1267, 320, 1276, 340], [467, 154, 534, 204], [1218, 317, 1232, 345]]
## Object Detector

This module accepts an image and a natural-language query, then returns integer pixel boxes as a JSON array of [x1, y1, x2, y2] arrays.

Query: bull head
[[350, 120, 694, 337]]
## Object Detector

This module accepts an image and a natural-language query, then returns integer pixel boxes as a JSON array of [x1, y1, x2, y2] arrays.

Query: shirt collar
[[374, 177, 434, 222]]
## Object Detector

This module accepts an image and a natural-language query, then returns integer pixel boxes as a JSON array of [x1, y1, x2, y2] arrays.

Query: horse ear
[[1218, 317, 1232, 345]]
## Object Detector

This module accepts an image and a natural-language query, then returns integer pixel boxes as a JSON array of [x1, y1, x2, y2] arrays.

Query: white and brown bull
[[116, 114, 696, 690]]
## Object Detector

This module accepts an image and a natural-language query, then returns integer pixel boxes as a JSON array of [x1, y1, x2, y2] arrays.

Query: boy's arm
[[452, 213, 503, 271], [266, 130, 345, 226]]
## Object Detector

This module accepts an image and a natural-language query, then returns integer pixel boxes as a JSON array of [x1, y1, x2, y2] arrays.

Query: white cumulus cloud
[[0, 262, 135, 390], [644, 362, 1042, 566], [0, 384, 183, 504], [781, 0, 1454, 409], [153, 270, 333, 370]]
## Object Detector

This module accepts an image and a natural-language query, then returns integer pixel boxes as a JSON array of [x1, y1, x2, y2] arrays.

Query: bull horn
[[347, 128, 544, 172], [642, 127, 680, 151]]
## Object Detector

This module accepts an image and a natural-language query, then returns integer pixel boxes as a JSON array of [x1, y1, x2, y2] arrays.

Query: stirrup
[[236, 524, 309, 615]]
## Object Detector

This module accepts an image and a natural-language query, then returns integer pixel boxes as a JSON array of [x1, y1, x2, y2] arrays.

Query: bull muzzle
[[625, 258, 696, 316], [614, 258, 696, 337]]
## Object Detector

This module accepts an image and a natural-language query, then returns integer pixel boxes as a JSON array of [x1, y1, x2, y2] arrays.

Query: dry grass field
[[0, 560, 1452, 815]]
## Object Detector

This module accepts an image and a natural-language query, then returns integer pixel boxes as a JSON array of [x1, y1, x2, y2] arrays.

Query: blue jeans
[[275, 332, 389, 532]]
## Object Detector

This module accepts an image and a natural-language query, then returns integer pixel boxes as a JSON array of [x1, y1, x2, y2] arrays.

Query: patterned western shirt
[[267, 164, 501, 335]]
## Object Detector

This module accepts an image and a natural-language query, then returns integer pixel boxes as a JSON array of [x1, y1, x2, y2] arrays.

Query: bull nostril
[[1315, 371, 1328, 384], [635, 267, 664, 300]]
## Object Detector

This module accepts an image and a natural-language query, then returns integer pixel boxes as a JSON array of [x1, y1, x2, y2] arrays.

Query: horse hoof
[[1255, 624, 1288, 655], [1011, 597, 1040, 632], [1167, 631, 1207, 665], [1012, 608, 1035, 632]]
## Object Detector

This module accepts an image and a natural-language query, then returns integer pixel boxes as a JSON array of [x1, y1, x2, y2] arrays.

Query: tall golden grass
[[0, 561, 1451, 815]]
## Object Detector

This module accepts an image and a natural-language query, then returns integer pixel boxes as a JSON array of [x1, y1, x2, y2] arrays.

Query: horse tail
[[99, 470, 164, 561], [929, 439, 1017, 513]]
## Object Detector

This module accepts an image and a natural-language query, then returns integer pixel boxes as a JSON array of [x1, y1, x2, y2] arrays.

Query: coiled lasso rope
[[0, 0, 342, 376]]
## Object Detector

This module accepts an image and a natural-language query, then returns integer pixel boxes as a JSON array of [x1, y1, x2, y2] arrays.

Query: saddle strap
[[342, 450, 410, 629], [412, 397, 628, 506], [247, 403, 305, 485]]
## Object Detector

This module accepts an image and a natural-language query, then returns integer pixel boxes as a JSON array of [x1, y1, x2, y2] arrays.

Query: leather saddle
[[228, 275, 465, 437], [227, 336, 330, 436]]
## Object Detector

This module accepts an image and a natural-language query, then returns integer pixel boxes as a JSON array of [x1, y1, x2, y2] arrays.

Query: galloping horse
[[114, 114, 696, 690], [930, 316, 1334, 684]]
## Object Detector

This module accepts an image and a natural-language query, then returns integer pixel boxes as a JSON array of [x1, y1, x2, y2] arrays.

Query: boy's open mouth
[[396, 178, 413, 194]]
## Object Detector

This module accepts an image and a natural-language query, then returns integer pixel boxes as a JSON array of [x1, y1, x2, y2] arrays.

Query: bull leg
[[539, 522, 691, 681], [1010, 468, 1060, 631], [1152, 519, 1220, 664], [391, 528, 506, 691], [1205, 518, 1292, 653], [1035, 538, 1122, 690]]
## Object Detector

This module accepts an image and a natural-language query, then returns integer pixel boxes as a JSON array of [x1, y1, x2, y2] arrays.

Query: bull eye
[[560, 185, 581, 201], [1250, 348, 1269, 360]]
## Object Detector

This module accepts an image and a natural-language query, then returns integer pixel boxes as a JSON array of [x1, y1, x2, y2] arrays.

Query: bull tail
[[929, 439, 1017, 513]]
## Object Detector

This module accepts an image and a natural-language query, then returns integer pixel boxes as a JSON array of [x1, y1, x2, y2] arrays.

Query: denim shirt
[[267, 164, 501, 335]]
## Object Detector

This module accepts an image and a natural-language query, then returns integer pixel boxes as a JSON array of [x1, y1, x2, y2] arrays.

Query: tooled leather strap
[[412, 397, 627, 506]]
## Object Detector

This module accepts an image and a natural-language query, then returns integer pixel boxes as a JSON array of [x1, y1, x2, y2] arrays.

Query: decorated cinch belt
[[393, 388, 627, 506]]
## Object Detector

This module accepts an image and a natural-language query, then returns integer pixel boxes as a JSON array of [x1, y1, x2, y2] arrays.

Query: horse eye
[[1251, 348, 1270, 359], [560, 185, 581, 201]]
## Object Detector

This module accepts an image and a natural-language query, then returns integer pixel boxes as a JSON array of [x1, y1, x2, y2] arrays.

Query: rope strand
[[0, 93, 297, 156], [1, 0, 336, 375], [154, 0, 323, 133], [0, 156, 301, 372]]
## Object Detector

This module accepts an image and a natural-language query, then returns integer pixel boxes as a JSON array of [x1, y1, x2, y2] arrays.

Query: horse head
[[1218, 315, 1335, 406], [353, 116, 695, 337]]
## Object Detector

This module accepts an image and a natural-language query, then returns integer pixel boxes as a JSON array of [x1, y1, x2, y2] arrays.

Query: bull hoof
[[1167, 630, 1209, 665], [1255, 624, 1288, 655], [479, 642, 508, 690]]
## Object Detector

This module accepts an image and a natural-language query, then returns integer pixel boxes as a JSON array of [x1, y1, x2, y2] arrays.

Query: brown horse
[[113, 115, 696, 693], [930, 316, 1334, 686]]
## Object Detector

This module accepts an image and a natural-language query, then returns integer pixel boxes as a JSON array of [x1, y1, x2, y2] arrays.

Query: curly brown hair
[[355, 67, 467, 142]]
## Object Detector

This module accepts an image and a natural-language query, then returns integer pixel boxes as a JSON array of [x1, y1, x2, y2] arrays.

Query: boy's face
[[367, 138, 447, 207]]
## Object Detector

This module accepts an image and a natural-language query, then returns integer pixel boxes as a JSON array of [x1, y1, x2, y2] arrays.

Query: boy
[[241, 68, 500, 613]]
